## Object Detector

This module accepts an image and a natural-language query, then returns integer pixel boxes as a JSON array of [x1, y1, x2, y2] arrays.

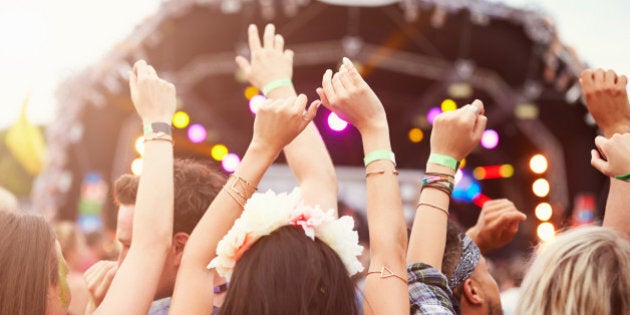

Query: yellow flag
[[5, 97, 46, 175]]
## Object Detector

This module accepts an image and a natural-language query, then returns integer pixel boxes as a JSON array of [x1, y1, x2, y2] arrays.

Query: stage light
[[172, 111, 190, 129], [440, 99, 457, 112], [473, 164, 514, 180], [532, 178, 550, 197], [187, 124, 207, 143], [447, 83, 473, 99], [328, 112, 348, 132], [427, 107, 442, 125], [459, 158, 466, 169], [499, 164, 514, 178], [131, 158, 143, 176], [134, 136, 144, 156], [481, 129, 499, 149], [535, 202, 553, 221], [472, 193, 491, 208], [249, 95, 266, 114], [452, 171, 481, 202], [222, 153, 240, 173], [408, 128, 424, 143], [529, 154, 548, 174], [211, 144, 228, 161], [537, 222, 555, 242], [244, 86, 259, 100], [455, 169, 463, 184], [514, 103, 539, 120]]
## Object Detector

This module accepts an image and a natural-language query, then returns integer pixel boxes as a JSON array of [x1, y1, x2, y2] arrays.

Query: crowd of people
[[1, 23, 629, 315]]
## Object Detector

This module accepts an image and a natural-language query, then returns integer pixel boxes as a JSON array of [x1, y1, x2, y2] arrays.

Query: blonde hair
[[517, 226, 630, 315]]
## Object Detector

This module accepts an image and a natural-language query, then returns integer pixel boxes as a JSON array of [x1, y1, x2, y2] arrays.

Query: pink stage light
[[222, 153, 240, 173], [327, 112, 348, 131], [481, 129, 499, 149], [249, 95, 266, 114], [427, 107, 442, 125], [187, 124, 207, 143]]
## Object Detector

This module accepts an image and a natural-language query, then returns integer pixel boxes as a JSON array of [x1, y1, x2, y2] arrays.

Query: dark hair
[[113, 158, 225, 235], [221, 225, 359, 315], [442, 220, 464, 303], [0, 211, 59, 315]]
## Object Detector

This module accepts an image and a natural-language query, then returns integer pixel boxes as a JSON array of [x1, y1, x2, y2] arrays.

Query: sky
[[0, 0, 628, 130]]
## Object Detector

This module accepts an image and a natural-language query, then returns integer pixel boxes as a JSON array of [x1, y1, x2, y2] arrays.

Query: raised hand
[[466, 199, 527, 253], [317, 57, 387, 135], [580, 69, 630, 137], [235, 24, 294, 91], [431, 100, 487, 161], [129, 60, 176, 124], [251, 94, 319, 154], [591, 133, 630, 178], [83, 261, 118, 313]]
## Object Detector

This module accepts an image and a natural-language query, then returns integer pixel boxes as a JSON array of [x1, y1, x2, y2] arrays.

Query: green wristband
[[364, 150, 396, 167], [428, 153, 459, 170], [614, 173, 630, 181], [262, 79, 293, 95], [143, 122, 172, 136]]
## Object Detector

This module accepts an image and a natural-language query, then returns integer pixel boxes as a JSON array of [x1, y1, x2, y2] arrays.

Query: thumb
[[303, 99, 321, 123], [590, 149, 610, 176], [316, 87, 330, 108], [472, 115, 488, 143], [235, 56, 251, 74]]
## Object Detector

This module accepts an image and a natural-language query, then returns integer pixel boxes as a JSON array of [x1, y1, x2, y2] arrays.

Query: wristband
[[143, 122, 172, 136], [262, 79, 293, 95], [428, 153, 459, 171], [614, 173, 630, 181], [364, 150, 396, 167]]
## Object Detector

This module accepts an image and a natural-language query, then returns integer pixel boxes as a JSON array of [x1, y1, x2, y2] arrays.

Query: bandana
[[449, 233, 481, 289]]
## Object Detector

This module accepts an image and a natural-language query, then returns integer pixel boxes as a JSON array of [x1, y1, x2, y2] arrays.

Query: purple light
[[187, 124, 207, 143], [427, 107, 442, 125], [327, 112, 348, 132], [222, 153, 240, 173], [481, 129, 499, 149], [249, 95, 266, 114]]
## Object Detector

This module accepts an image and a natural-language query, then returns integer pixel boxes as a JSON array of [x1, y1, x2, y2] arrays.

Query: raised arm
[[169, 95, 319, 314], [580, 69, 630, 137], [591, 134, 630, 238], [407, 100, 486, 270], [94, 60, 175, 314], [466, 199, 526, 254], [236, 24, 337, 211], [318, 57, 408, 314]]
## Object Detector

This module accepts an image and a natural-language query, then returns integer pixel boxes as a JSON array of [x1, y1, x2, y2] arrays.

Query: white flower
[[207, 188, 364, 280]]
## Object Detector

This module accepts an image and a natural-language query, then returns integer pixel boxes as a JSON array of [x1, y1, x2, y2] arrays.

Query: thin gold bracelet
[[365, 169, 400, 178], [416, 202, 449, 216], [366, 266, 407, 283]]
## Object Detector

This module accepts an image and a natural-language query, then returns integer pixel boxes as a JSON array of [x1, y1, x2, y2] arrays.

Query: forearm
[[602, 178, 630, 239], [171, 143, 278, 313], [407, 163, 454, 270]]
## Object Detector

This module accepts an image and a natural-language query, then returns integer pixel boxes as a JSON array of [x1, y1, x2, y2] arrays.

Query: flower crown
[[207, 188, 364, 280]]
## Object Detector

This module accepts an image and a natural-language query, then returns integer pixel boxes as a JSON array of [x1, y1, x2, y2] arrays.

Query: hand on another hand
[[591, 133, 630, 178], [83, 260, 118, 309], [251, 95, 320, 154], [235, 24, 294, 91], [129, 60, 176, 124], [580, 69, 630, 137], [466, 199, 527, 254], [317, 57, 388, 135], [430, 100, 487, 161]]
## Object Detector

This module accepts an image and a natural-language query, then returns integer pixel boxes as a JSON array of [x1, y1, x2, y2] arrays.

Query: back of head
[[114, 158, 225, 234], [0, 211, 59, 315], [517, 226, 630, 315], [221, 225, 358, 315]]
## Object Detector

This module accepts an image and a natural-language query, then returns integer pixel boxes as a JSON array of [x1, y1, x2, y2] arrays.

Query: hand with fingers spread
[[129, 60, 177, 124], [591, 133, 630, 178], [431, 99, 487, 161], [580, 69, 630, 137], [235, 24, 294, 92], [251, 94, 320, 154], [317, 57, 388, 136], [83, 261, 118, 314], [466, 199, 527, 254]]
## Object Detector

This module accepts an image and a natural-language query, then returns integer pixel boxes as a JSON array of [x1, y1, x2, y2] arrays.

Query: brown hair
[[113, 158, 225, 235], [221, 225, 358, 315], [0, 211, 59, 315]]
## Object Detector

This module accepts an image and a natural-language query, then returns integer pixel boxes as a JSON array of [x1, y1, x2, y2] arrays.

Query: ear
[[172, 232, 190, 266], [461, 278, 484, 305]]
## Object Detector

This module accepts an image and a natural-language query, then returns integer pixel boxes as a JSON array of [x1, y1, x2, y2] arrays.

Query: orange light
[[131, 158, 143, 175], [535, 202, 553, 221], [537, 222, 555, 242], [244, 86, 259, 100], [530, 154, 548, 174], [408, 128, 424, 143], [532, 178, 550, 197]]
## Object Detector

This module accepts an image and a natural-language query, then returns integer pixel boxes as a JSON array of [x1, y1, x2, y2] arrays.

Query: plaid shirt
[[408, 263, 456, 315]]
